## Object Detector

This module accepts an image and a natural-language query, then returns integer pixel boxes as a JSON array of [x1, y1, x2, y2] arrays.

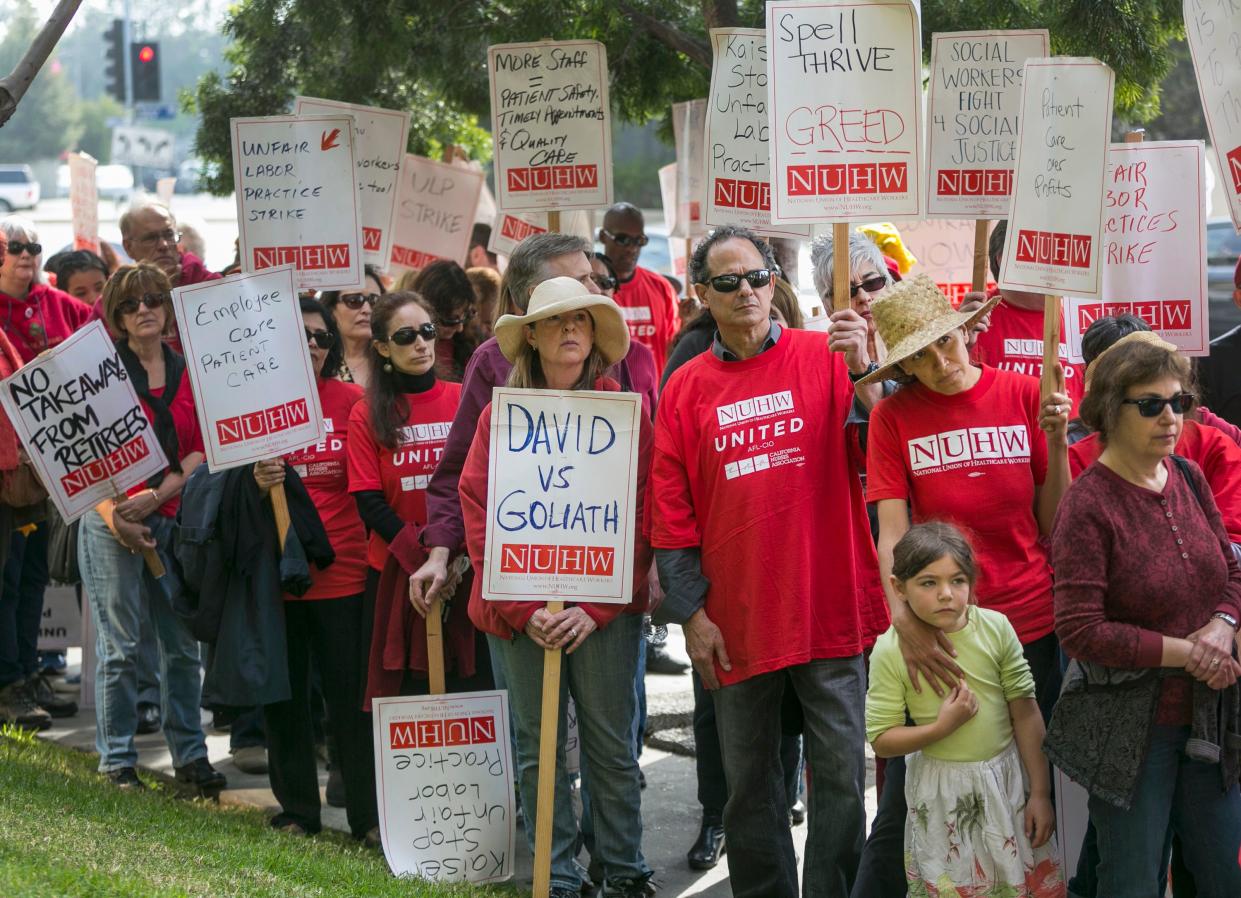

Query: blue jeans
[[489, 612, 649, 893], [1090, 725, 1241, 898], [80, 511, 208, 772]]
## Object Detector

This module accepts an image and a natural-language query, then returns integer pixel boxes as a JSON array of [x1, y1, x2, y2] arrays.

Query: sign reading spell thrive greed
[[483, 389, 640, 604], [765, 0, 924, 223], [488, 40, 613, 212]]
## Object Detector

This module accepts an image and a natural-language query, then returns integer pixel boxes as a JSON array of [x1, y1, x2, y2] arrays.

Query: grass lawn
[[0, 727, 515, 897]]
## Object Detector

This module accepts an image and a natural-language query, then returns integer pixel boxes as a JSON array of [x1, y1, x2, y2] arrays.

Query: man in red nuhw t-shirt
[[598, 203, 680, 374]]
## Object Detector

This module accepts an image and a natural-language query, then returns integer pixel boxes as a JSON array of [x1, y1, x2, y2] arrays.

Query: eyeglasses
[[1122, 392, 1197, 417], [601, 229, 649, 248], [389, 323, 437, 345], [305, 328, 334, 349], [436, 307, 476, 328], [136, 229, 180, 249], [850, 275, 888, 298], [704, 268, 772, 293], [591, 273, 618, 291], [4, 241, 42, 256], [340, 293, 379, 310], [116, 292, 169, 315]]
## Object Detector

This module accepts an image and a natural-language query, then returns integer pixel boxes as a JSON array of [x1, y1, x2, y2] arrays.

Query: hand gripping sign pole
[[95, 479, 164, 577]]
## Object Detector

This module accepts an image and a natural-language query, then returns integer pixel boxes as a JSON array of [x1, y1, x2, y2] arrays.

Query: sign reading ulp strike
[[765, 0, 924, 223], [388, 155, 484, 273], [489, 40, 613, 212], [926, 30, 1049, 218], [0, 322, 168, 523], [231, 114, 365, 292], [172, 264, 324, 471], [483, 389, 640, 603], [1185, 1, 1241, 230], [998, 58, 1115, 299]]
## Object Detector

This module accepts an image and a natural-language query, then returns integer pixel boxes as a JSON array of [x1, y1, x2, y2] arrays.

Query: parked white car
[[0, 165, 40, 211]]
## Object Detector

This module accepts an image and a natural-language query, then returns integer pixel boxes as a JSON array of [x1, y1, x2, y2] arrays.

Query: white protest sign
[[489, 40, 613, 212], [231, 114, 365, 292], [110, 125, 174, 169], [37, 584, 80, 652], [1185, 0, 1241, 230], [388, 155, 484, 273], [998, 58, 1114, 299], [155, 176, 176, 208], [926, 30, 1050, 219], [373, 691, 515, 883], [172, 264, 324, 471], [672, 99, 708, 238], [895, 219, 995, 307], [1063, 140, 1210, 362], [659, 162, 680, 237], [765, 0, 924, 223], [68, 152, 100, 255], [487, 209, 593, 258], [483, 389, 640, 603], [294, 97, 411, 268], [0, 321, 169, 523]]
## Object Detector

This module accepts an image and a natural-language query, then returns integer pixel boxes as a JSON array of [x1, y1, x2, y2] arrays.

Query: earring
[[383, 361, 393, 373]]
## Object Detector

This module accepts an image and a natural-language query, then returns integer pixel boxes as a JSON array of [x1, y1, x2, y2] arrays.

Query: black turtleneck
[[391, 367, 436, 394]]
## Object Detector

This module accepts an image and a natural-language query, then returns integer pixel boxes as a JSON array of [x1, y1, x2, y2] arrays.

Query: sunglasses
[[591, 273, 618, 291], [340, 293, 379, 310], [5, 241, 42, 256], [305, 328, 334, 349], [601, 229, 649, 248], [437, 308, 476, 328], [389, 323, 438, 345], [1122, 392, 1197, 417], [850, 275, 888, 298], [116, 292, 169, 315], [705, 268, 772, 293]]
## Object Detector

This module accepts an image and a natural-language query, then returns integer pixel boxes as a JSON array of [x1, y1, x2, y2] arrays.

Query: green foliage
[[77, 96, 125, 163], [0, 0, 83, 163]]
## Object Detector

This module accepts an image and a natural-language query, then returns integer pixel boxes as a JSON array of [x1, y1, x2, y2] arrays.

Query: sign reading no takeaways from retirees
[[0, 321, 169, 523], [999, 58, 1115, 299], [1185, 0, 1241, 230], [231, 114, 365, 292], [388, 155, 484, 274], [172, 264, 324, 472], [483, 389, 640, 603]]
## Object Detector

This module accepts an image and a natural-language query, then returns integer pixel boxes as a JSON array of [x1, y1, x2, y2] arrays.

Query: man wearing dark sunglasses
[[120, 203, 220, 289], [598, 203, 680, 373]]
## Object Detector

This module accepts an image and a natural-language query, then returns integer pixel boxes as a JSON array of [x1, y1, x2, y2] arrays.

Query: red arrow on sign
[[320, 128, 341, 151]]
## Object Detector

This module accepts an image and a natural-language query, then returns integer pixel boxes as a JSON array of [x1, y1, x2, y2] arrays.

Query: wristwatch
[[1212, 611, 1239, 630], [849, 361, 880, 383]]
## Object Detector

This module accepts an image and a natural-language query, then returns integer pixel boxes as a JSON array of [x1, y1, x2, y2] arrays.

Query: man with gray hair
[[119, 202, 219, 287]]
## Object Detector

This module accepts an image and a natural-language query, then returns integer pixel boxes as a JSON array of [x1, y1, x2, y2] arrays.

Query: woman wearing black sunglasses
[[0, 215, 93, 363], [319, 264, 386, 388]]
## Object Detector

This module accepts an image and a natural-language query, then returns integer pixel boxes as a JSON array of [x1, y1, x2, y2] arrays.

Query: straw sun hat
[[493, 276, 631, 365], [855, 274, 1001, 387]]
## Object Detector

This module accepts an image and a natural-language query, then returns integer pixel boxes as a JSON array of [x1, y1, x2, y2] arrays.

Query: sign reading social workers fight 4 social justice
[[489, 40, 613, 212], [172, 265, 324, 471], [373, 692, 515, 883], [231, 115, 365, 292], [1186, 1, 1241, 230], [926, 30, 1049, 219], [1063, 141, 1210, 362], [483, 389, 640, 603], [998, 59, 1115, 299], [388, 155, 484, 274], [765, 1, 924, 223], [0, 322, 168, 523]]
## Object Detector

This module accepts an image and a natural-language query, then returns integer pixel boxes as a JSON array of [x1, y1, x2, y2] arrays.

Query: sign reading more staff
[[388, 155, 484, 273], [489, 40, 613, 212], [1185, 0, 1241, 230], [172, 264, 324, 471]]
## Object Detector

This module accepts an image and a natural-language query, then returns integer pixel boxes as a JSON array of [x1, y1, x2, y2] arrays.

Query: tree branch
[[0, 0, 84, 129], [702, 0, 739, 31], [616, 2, 712, 69]]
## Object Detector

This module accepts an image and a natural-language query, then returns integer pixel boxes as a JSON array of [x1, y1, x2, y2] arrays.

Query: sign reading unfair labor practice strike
[[488, 40, 613, 213], [998, 59, 1115, 299], [172, 264, 324, 471], [0, 321, 169, 523], [483, 389, 640, 603], [388, 155, 484, 273], [1185, 0, 1241, 230], [926, 30, 1049, 218], [231, 114, 365, 292], [765, 0, 924, 223]]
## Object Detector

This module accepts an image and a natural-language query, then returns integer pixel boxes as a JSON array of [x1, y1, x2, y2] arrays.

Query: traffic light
[[103, 19, 125, 103], [130, 41, 161, 103]]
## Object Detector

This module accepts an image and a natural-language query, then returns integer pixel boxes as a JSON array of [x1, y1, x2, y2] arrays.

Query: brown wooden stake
[[1124, 129, 1145, 144], [425, 597, 446, 695], [831, 222, 850, 312], [269, 483, 291, 550], [531, 598, 565, 898], [972, 219, 990, 293], [1041, 294, 1062, 401], [95, 483, 165, 578], [547, 211, 561, 234]]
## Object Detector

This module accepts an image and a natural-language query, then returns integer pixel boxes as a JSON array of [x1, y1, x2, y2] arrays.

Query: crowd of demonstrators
[[320, 265, 387, 387], [408, 260, 483, 382]]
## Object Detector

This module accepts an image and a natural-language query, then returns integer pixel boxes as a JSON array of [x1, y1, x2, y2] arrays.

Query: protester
[[44, 248, 109, 311], [468, 222, 498, 270], [1, 216, 93, 360], [769, 276, 804, 329], [599, 203, 680, 373], [1196, 258, 1241, 430], [320, 265, 386, 388], [867, 522, 1062, 896], [458, 276, 654, 898], [119, 202, 219, 288], [465, 266, 501, 338], [809, 230, 894, 365], [411, 260, 482, 383], [591, 252, 619, 297]]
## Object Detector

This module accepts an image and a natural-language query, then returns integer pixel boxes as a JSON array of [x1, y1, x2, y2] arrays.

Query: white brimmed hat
[[494, 276, 631, 365]]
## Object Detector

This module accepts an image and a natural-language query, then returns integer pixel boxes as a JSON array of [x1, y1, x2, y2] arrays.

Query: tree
[[0, 0, 83, 162]]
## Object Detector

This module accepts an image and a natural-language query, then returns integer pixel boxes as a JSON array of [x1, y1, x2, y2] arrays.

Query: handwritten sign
[[155, 177, 176, 208], [37, 584, 81, 651], [1186, 0, 1241, 230], [765, 0, 924, 223], [896, 218, 996, 306], [172, 264, 324, 471], [483, 389, 640, 603], [488, 40, 613, 212], [231, 114, 365, 292], [998, 58, 1114, 298], [294, 97, 412, 269], [388, 155, 484, 273], [672, 99, 708, 238], [68, 152, 100, 255], [0, 322, 169, 523], [1063, 141, 1210, 362], [926, 30, 1049, 219]]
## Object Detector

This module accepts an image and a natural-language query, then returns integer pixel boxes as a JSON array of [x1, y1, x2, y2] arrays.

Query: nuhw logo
[[1228, 145, 1241, 196], [716, 390, 794, 427], [506, 165, 599, 192], [216, 398, 310, 447], [1014, 230, 1092, 269], [908, 426, 1030, 473], [253, 243, 351, 270], [500, 544, 615, 577], [787, 162, 908, 196], [500, 214, 547, 242], [389, 716, 497, 749], [1076, 300, 1191, 332]]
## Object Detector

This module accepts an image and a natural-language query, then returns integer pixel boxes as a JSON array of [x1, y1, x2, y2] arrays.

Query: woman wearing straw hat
[[458, 277, 655, 898]]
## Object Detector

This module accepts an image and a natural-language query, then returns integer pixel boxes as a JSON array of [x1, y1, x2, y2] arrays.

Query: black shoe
[[638, 769, 646, 790], [645, 643, 688, 675], [604, 873, 657, 897], [28, 674, 77, 718], [0, 679, 51, 731], [325, 763, 346, 807], [136, 702, 161, 735], [790, 798, 806, 826], [687, 820, 725, 870], [106, 766, 146, 790], [174, 757, 227, 793]]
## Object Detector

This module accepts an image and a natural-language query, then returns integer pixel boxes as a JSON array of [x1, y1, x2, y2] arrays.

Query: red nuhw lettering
[[935, 169, 1012, 197], [362, 227, 381, 252], [499, 543, 615, 576], [506, 165, 600, 193], [252, 244, 351, 270], [1227, 145, 1241, 195], [1013, 230, 1092, 269], [786, 162, 907, 196], [388, 715, 498, 748], [390, 246, 440, 270], [714, 178, 770, 211], [60, 435, 151, 497], [500, 215, 547, 242], [215, 398, 310, 447]]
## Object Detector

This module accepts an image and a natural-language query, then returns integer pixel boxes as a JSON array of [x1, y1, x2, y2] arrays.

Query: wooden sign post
[[530, 599, 565, 898], [95, 478, 164, 578], [831, 222, 850, 313], [972, 219, 991, 293]]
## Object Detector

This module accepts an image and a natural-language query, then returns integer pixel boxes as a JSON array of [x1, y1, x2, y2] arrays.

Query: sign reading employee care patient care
[[488, 40, 613, 212], [231, 114, 365, 292], [0, 321, 168, 523], [388, 154, 484, 273], [172, 264, 324, 471], [765, 0, 924, 223], [1185, 0, 1241, 230], [483, 389, 640, 603], [998, 58, 1114, 299]]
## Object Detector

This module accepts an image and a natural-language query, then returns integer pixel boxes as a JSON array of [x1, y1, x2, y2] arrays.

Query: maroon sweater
[[1053, 458, 1241, 724]]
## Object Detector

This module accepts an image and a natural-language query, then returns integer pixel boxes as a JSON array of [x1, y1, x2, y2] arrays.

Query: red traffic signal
[[137, 45, 155, 64]]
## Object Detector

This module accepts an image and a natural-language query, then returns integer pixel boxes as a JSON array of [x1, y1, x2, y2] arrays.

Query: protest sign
[[110, 125, 174, 169], [1063, 140, 1210, 362], [998, 58, 1114, 299], [0, 321, 169, 523], [486, 209, 593, 258], [926, 30, 1049, 219], [68, 152, 100, 255], [155, 177, 176, 208], [172, 264, 324, 471], [231, 114, 365, 292], [489, 40, 613, 212], [37, 584, 80, 652], [672, 99, 708, 238], [294, 97, 411, 269], [1186, 1, 1241, 230], [388, 155, 484, 273], [373, 691, 515, 884], [482, 388, 640, 604], [765, 0, 924, 223], [896, 219, 996, 307]]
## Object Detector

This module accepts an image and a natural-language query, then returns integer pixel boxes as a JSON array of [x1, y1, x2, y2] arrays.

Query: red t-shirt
[[651, 328, 887, 686], [613, 266, 679, 375], [125, 368, 204, 518], [971, 300, 1085, 412], [348, 380, 462, 570], [1, 283, 93, 363], [867, 365, 1054, 643], [285, 378, 368, 600]]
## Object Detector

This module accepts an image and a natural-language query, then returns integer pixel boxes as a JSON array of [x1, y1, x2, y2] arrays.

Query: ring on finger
[[569, 628, 577, 639], [1211, 658, 1221, 667]]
